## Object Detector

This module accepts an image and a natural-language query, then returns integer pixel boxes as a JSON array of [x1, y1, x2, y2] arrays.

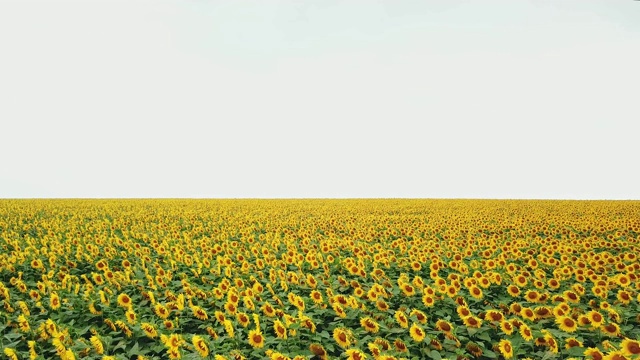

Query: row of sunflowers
[[1, 199, 639, 359]]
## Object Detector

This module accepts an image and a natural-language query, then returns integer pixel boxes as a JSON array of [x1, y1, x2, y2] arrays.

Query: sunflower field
[[1, 199, 639, 360]]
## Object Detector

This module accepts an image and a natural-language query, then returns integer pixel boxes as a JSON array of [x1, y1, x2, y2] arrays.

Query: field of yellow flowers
[[1, 199, 639, 360]]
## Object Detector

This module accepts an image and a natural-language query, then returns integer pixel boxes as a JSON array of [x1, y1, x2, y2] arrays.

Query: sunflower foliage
[[0, 199, 639, 360]]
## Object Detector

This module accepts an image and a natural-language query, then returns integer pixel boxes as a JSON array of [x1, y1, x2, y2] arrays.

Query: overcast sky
[[0, 0, 638, 199]]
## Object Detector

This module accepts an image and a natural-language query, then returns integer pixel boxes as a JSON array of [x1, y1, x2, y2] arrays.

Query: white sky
[[0, 0, 638, 199]]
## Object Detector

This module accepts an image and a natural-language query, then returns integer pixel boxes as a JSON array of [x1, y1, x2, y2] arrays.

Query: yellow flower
[[360, 316, 380, 333], [273, 319, 288, 339], [497, 339, 514, 359], [50, 292, 61, 310], [409, 323, 425, 342], [141, 322, 158, 338], [117, 293, 132, 309], [90, 335, 104, 355], [248, 329, 265, 348], [556, 316, 578, 333], [192, 335, 209, 357], [191, 305, 208, 320], [4, 348, 18, 360], [333, 327, 352, 349], [345, 348, 367, 360], [620, 338, 640, 357], [125, 308, 137, 324]]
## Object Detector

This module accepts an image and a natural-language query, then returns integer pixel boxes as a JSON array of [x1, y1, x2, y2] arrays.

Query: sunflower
[[435, 319, 453, 334], [192, 335, 209, 358], [394, 311, 409, 328], [333, 303, 347, 318], [601, 350, 628, 360], [410, 309, 428, 324], [273, 319, 287, 339], [556, 316, 578, 333], [117, 293, 132, 309], [401, 283, 416, 297], [236, 312, 250, 328], [17, 314, 30, 332], [223, 320, 234, 338], [361, 316, 380, 333], [50, 292, 61, 310], [507, 285, 521, 297], [600, 323, 621, 337], [524, 290, 540, 303], [345, 348, 367, 360], [422, 294, 435, 307], [154, 304, 170, 319], [224, 301, 237, 315], [394, 338, 408, 352], [468, 286, 483, 300], [544, 333, 559, 354], [466, 342, 483, 357], [514, 275, 527, 287], [620, 338, 640, 357], [587, 310, 605, 327], [500, 320, 514, 335], [616, 290, 631, 305], [485, 310, 504, 322], [90, 335, 104, 355], [309, 343, 328, 360], [534, 306, 553, 319], [141, 322, 158, 338], [563, 290, 580, 304], [333, 327, 352, 349], [248, 329, 265, 348], [409, 323, 425, 343], [456, 306, 471, 318], [519, 323, 533, 341], [125, 308, 137, 324], [214, 311, 226, 324], [262, 303, 276, 317], [462, 316, 482, 329], [564, 337, 583, 349], [497, 339, 513, 359]]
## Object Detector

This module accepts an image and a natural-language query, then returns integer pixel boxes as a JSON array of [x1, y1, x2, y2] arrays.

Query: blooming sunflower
[[587, 310, 605, 327], [409, 323, 426, 343], [565, 337, 583, 349], [600, 323, 621, 337], [435, 319, 453, 334], [309, 343, 328, 360], [422, 294, 435, 307], [192, 335, 209, 357], [273, 319, 287, 339], [248, 329, 265, 348], [50, 292, 61, 310], [394, 311, 409, 329], [556, 316, 578, 333], [620, 338, 640, 357], [500, 319, 514, 335], [345, 348, 367, 360], [117, 293, 132, 309], [519, 323, 534, 341], [507, 285, 521, 297], [468, 285, 483, 300], [410, 309, 428, 324], [361, 316, 380, 333], [333, 327, 352, 349], [497, 339, 514, 359], [463, 316, 482, 329]]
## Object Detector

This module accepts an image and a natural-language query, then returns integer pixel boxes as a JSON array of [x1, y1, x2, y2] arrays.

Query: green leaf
[[483, 349, 498, 358], [429, 350, 442, 360]]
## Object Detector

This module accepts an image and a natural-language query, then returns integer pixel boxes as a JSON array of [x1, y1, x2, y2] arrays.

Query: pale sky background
[[0, 0, 638, 199]]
